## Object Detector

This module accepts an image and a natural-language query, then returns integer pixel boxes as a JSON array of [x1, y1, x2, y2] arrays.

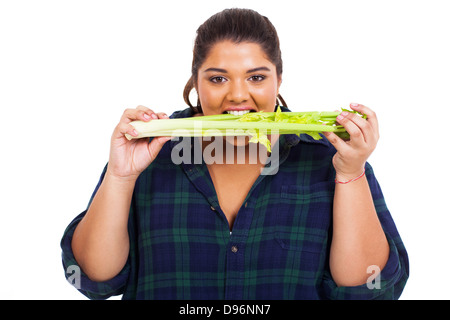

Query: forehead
[[202, 40, 274, 71]]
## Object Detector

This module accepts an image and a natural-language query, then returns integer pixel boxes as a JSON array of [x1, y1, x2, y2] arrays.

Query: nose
[[227, 79, 249, 103]]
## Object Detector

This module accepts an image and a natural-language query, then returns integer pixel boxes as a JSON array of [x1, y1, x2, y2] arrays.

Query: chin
[[224, 135, 250, 147]]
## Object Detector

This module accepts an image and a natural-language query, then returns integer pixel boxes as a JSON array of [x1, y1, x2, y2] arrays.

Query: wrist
[[335, 168, 366, 184], [104, 170, 139, 187]]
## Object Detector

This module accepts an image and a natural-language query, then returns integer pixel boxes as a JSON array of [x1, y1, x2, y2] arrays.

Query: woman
[[61, 8, 408, 299]]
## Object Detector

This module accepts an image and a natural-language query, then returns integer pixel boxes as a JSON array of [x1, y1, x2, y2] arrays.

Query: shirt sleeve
[[60, 165, 130, 300], [321, 162, 409, 300]]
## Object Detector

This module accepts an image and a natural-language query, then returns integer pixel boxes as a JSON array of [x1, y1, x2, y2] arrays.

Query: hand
[[106, 105, 172, 181], [323, 103, 379, 181]]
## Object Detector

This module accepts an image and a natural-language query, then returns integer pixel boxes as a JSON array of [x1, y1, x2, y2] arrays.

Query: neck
[[200, 136, 278, 166]]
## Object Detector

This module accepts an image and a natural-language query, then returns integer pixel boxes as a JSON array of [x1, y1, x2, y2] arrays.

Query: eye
[[210, 76, 227, 83], [248, 75, 266, 82]]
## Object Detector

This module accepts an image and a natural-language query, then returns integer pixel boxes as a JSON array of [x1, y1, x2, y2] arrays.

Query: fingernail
[[341, 111, 349, 116], [143, 113, 151, 121], [336, 115, 344, 121], [151, 113, 158, 119], [132, 129, 139, 136], [350, 103, 359, 107]]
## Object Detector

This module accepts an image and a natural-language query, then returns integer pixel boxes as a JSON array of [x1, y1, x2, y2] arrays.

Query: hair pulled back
[[183, 8, 286, 112]]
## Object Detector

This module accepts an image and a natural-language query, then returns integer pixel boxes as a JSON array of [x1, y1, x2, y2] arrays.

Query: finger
[[122, 107, 153, 123], [136, 105, 151, 112], [322, 131, 351, 153], [156, 112, 169, 119], [136, 105, 160, 120], [116, 122, 139, 138], [350, 103, 379, 136], [147, 136, 172, 160], [342, 112, 377, 146], [336, 112, 365, 144], [136, 106, 169, 119]]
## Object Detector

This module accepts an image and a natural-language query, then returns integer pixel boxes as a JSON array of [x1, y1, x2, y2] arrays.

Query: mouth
[[223, 109, 257, 116]]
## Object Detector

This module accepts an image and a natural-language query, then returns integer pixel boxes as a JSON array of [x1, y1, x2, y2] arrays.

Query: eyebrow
[[203, 66, 271, 74], [246, 67, 271, 74]]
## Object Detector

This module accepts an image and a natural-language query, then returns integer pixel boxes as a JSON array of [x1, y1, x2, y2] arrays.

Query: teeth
[[226, 110, 251, 116]]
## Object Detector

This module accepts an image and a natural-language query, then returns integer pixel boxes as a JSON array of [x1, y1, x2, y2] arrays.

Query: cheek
[[197, 81, 224, 114], [253, 82, 279, 110], [199, 88, 215, 103]]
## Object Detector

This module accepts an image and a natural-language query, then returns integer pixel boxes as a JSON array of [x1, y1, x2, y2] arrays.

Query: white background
[[1, 0, 448, 300]]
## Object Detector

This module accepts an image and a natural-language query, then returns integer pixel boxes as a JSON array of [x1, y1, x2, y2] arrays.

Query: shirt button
[[231, 245, 238, 253], [210, 206, 216, 211]]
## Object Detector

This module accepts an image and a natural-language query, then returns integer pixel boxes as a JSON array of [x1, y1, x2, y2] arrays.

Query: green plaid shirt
[[61, 107, 409, 299]]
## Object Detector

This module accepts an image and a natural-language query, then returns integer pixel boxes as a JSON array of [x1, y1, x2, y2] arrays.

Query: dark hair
[[183, 8, 286, 112]]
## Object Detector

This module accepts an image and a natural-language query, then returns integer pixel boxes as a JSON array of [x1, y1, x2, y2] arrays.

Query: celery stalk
[[125, 108, 365, 150]]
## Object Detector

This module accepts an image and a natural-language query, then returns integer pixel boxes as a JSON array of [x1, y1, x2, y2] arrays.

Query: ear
[[193, 74, 199, 92], [277, 75, 282, 94]]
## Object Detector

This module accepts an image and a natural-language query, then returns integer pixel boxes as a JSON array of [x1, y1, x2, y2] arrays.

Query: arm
[[71, 106, 171, 282], [330, 172, 389, 287], [71, 172, 135, 282], [323, 103, 389, 287]]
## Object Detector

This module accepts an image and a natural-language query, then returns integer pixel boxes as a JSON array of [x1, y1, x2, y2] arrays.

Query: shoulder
[[169, 107, 195, 119]]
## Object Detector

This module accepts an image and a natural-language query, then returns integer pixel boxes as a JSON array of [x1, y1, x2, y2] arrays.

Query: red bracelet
[[335, 169, 366, 184]]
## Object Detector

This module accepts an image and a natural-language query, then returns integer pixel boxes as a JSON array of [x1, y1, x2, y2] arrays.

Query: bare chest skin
[[207, 162, 263, 230]]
